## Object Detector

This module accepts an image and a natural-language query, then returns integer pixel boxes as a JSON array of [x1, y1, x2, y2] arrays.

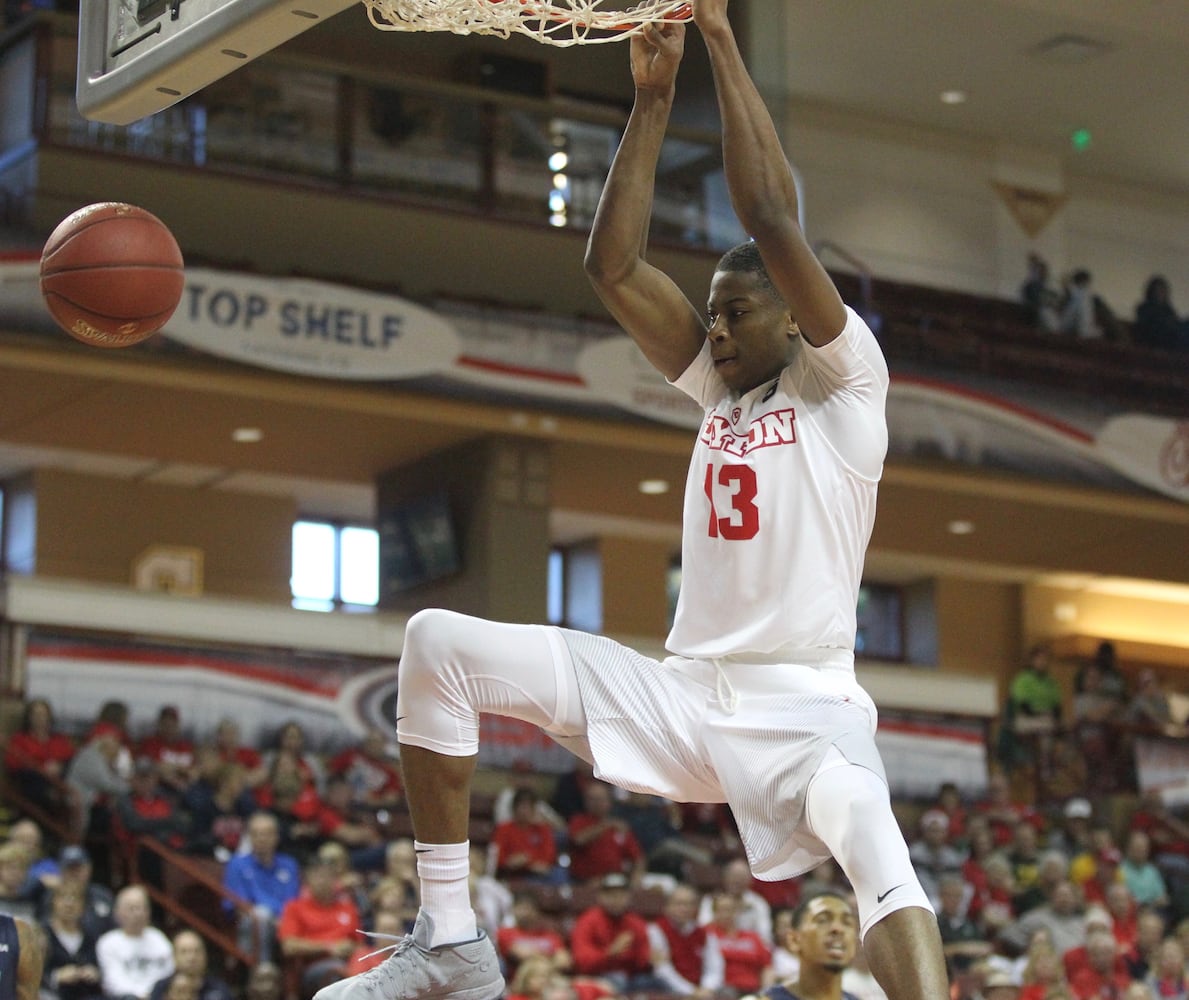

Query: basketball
[[39, 202, 185, 348]]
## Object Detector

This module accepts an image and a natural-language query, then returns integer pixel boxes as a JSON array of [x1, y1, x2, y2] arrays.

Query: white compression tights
[[396, 608, 933, 937]]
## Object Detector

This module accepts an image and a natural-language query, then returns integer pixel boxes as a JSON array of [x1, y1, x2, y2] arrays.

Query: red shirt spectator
[[648, 884, 707, 991], [567, 782, 643, 885], [1128, 792, 1189, 861], [277, 861, 360, 957], [569, 876, 652, 981], [701, 893, 772, 995], [326, 729, 402, 808], [1067, 931, 1132, 1000], [974, 772, 1044, 848], [492, 789, 559, 881], [4, 699, 75, 776], [497, 894, 569, 977]]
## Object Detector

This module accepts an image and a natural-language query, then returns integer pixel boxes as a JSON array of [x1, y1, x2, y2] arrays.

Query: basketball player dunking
[[315, 3, 948, 1000]]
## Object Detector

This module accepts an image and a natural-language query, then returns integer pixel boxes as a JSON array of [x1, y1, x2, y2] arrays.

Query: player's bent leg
[[313, 610, 581, 1000], [804, 747, 948, 1000]]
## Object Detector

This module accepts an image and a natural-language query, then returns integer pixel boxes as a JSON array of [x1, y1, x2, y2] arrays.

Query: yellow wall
[[29, 468, 295, 601], [598, 536, 675, 638], [935, 577, 1021, 690]]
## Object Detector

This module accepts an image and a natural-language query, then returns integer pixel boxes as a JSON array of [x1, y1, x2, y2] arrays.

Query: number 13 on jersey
[[704, 463, 760, 540]]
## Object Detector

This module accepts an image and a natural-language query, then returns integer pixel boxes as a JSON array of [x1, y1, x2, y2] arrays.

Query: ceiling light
[[638, 479, 670, 495], [1030, 34, 1113, 63], [940, 90, 967, 105], [947, 519, 975, 535], [231, 427, 263, 443]]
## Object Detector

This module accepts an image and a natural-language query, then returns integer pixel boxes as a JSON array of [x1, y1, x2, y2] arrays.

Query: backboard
[[77, 0, 357, 126]]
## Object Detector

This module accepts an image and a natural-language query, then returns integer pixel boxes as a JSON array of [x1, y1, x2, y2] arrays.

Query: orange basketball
[[39, 202, 185, 348]]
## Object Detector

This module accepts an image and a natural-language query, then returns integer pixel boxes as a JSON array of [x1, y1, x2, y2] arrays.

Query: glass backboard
[[77, 0, 357, 125]]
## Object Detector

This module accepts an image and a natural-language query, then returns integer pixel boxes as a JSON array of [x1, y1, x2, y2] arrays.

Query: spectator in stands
[[1059, 270, 1102, 338], [976, 772, 1043, 848], [148, 930, 232, 1000], [646, 882, 709, 996], [677, 802, 742, 862], [95, 884, 175, 1000], [371, 840, 419, 932], [696, 858, 774, 946], [931, 782, 969, 847], [1123, 909, 1167, 982], [765, 907, 799, 987], [935, 873, 992, 967], [1103, 883, 1139, 953], [1073, 661, 1127, 795], [1068, 928, 1133, 1000], [1128, 792, 1189, 890], [1017, 943, 1067, 1000], [254, 751, 324, 855], [183, 758, 255, 860], [344, 909, 403, 976], [496, 891, 572, 978], [1144, 938, 1186, 1000], [115, 759, 191, 879], [908, 809, 965, 907], [468, 844, 512, 940], [7, 818, 57, 895], [1020, 254, 1061, 332], [4, 698, 76, 816], [65, 725, 129, 838], [566, 781, 645, 887], [276, 857, 360, 998], [325, 729, 402, 812], [211, 719, 267, 787], [0, 843, 37, 922], [750, 891, 858, 1000], [1071, 826, 1118, 888], [614, 791, 711, 883], [40, 883, 103, 1000], [1001, 645, 1063, 775], [1050, 799, 1096, 861], [221, 811, 301, 963], [1008, 821, 1046, 898], [87, 702, 133, 778], [136, 708, 195, 795], [1082, 847, 1126, 907], [1121, 832, 1169, 911], [262, 721, 325, 796], [701, 891, 771, 997], [306, 775, 385, 865], [1014, 850, 1074, 917], [504, 956, 567, 1000], [243, 963, 283, 1000], [1062, 907, 1117, 983], [37, 847, 115, 940], [1001, 880, 1086, 957], [548, 759, 595, 824], [490, 788, 563, 885], [569, 873, 660, 993], [1127, 670, 1185, 740], [972, 853, 1018, 937], [1078, 641, 1128, 704], [317, 842, 370, 928], [1134, 276, 1188, 353]]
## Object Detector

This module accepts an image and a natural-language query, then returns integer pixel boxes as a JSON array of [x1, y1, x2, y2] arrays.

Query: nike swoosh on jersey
[[876, 884, 905, 903]]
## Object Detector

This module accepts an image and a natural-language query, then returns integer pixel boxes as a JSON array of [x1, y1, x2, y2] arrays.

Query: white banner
[[162, 268, 462, 380]]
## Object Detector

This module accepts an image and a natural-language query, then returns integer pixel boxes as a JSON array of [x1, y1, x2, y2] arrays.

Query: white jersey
[[667, 305, 888, 663]]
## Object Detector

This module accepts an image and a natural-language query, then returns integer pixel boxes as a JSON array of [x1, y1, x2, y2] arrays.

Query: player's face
[[706, 269, 796, 395], [792, 896, 857, 972]]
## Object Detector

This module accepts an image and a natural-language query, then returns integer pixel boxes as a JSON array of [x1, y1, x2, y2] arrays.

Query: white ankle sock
[[414, 840, 477, 947]]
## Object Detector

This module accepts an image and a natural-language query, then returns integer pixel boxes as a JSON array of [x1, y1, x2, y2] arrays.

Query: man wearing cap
[[569, 874, 661, 993], [35, 846, 115, 939], [1049, 799, 1095, 860], [908, 810, 964, 908]]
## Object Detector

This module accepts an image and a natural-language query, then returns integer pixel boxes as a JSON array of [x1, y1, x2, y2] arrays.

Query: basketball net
[[361, 0, 693, 46]]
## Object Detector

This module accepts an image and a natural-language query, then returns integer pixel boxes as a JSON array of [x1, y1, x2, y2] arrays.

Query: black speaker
[[457, 51, 551, 98]]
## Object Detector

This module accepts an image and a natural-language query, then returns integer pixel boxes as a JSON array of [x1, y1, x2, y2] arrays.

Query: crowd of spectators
[[1, 681, 1186, 1000]]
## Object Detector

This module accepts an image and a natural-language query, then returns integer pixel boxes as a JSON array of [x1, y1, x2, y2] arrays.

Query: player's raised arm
[[584, 23, 707, 381], [693, 0, 846, 347]]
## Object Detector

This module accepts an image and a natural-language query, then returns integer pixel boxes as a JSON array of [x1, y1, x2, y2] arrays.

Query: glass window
[[291, 520, 378, 611], [856, 583, 904, 661]]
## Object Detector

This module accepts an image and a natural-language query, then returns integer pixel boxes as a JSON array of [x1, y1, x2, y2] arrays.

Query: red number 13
[[703, 463, 760, 540]]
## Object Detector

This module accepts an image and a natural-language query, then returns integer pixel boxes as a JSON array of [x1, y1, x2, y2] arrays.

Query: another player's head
[[786, 891, 858, 973], [708, 241, 798, 394]]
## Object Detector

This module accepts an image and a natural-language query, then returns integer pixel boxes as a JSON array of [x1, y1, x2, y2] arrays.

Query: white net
[[361, 0, 692, 46]]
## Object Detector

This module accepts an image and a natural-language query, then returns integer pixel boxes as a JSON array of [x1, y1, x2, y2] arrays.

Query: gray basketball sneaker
[[313, 913, 504, 1000]]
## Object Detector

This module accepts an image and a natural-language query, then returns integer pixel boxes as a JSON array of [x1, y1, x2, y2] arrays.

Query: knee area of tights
[[403, 608, 460, 665]]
